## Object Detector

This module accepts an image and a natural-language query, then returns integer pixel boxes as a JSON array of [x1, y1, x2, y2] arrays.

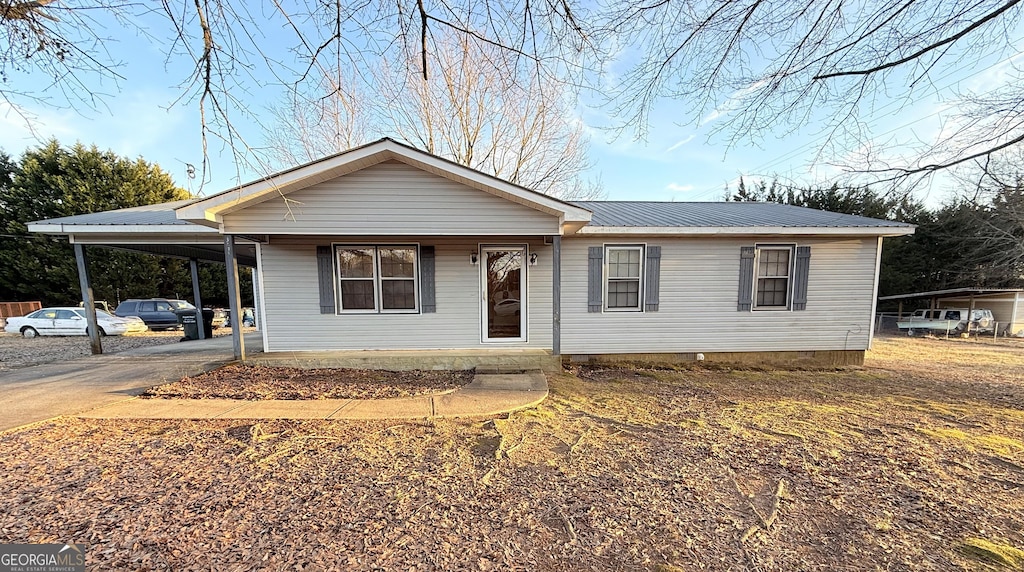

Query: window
[[605, 245, 644, 311], [754, 246, 793, 309], [335, 245, 418, 313], [55, 310, 79, 320]]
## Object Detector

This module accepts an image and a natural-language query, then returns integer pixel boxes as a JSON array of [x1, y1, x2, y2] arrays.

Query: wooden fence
[[0, 301, 42, 319]]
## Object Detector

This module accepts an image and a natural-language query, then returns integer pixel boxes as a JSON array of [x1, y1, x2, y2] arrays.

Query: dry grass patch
[[0, 337, 1022, 570], [959, 537, 1024, 570]]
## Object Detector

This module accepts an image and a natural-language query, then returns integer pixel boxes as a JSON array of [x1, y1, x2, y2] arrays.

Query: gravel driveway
[[0, 328, 243, 371]]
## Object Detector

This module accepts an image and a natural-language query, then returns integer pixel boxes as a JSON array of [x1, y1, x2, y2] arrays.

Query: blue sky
[[1, 7, 1019, 206]]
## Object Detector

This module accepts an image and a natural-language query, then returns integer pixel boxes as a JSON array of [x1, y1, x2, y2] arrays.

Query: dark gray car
[[114, 298, 194, 331]]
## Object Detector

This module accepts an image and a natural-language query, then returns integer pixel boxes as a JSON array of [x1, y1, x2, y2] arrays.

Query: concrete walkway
[[78, 372, 548, 420], [0, 333, 262, 432]]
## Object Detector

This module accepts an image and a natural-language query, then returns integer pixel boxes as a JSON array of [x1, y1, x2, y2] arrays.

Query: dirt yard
[[0, 336, 1022, 570]]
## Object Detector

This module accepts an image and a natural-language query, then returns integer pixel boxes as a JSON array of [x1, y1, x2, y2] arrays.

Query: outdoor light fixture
[[470, 252, 479, 265], [529, 253, 538, 266]]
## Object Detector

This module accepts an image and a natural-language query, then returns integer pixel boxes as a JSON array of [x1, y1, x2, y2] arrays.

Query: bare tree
[[0, 0, 132, 120], [595, 0, 1024, 187], [262, 67, 367, 167], [266, 30, 600, 199], [7, 0, 1024, 191]]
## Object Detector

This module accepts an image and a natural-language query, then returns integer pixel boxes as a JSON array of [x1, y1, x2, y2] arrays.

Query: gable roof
[[175, 138, 593, 232], [572, 201, 915, 236]]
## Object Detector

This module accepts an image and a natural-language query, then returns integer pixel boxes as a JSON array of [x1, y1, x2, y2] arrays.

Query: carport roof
[[879, 287, 1024, 301], [28, 200, 206, 231], [26, 201, 257, 266]]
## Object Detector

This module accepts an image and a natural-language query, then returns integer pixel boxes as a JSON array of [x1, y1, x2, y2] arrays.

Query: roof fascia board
[[212, 230, 564, 237], [175, 144, 393, 221], [575, 226, 915, 237], [28, 223, 219, 234], [68, 234, 235, 245]]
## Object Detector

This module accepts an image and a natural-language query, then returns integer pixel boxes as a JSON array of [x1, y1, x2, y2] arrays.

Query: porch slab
[[469, 372, 548, 391], [249, 349, 561, 373], [432, 390, 547, 418]]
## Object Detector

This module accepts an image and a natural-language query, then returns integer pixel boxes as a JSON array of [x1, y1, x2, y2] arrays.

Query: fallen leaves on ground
[[0, 335, 1022, 570], [143, 365, 473, 400]]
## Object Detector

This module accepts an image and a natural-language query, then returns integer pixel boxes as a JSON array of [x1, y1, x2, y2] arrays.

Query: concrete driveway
[[0, 333, 262, 432]]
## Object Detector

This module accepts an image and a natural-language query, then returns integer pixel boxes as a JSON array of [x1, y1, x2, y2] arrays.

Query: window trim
[[603, 243, 646, 312], [333, 244, 420, 315], [752, 243, 795, 311]]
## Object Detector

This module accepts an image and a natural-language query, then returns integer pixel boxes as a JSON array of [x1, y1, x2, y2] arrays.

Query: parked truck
[[896, 308, 995, 336]]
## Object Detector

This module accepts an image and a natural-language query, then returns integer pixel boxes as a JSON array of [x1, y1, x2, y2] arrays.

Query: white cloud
[[666, 135, 695, 152], [699, 79, 767, 127], [665, 182, 694, 192]]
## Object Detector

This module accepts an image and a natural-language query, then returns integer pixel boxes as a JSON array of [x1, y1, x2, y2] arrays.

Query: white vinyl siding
[[222, 161, 558, 235], [561, 236, 880, 353], [260, 236, 552, 352]]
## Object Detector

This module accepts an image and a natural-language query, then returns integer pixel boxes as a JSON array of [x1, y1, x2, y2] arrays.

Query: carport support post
[[189, 258, 206, 340], [73, 243, 102, 355], [224, 235, 245, 361], [552, 235, 561, 356], [968, 294, 976, 335]]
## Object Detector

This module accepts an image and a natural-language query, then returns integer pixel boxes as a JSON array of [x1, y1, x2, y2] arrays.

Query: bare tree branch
[[813, 0, 1022, 80]]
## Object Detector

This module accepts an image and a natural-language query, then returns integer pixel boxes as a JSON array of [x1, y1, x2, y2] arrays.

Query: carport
[[27, 201, 262, 360], [879, 287, 1024, 335]]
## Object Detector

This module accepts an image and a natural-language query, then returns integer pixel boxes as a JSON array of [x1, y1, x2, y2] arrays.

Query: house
[[29, 138, 915, 369]]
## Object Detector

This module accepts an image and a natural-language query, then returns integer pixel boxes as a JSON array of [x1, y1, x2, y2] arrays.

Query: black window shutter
[[420, 246, 436, 313], [588, 246, 603, 312], [792, 246, 811, 311], [737, 246, 755, 311], [644, 245, 661, 311], [316, 246, 336, 314]]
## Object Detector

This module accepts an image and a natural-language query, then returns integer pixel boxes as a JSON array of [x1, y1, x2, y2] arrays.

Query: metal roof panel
[[571, 201, 912, 228], [29, 200, 196, 226]]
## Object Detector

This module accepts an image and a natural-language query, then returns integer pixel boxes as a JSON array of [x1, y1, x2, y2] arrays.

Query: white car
[[4, 307, 148, 338]]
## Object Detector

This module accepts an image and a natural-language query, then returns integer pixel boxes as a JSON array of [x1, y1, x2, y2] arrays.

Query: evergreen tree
[[0, 141, 189, 305]]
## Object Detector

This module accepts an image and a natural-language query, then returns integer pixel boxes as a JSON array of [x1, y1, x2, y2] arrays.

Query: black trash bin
[[176, 309, 200, 341], [201, 308, 215, 339]]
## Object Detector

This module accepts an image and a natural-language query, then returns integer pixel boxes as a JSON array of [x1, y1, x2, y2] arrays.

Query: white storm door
[[481, 246, 527, 343]]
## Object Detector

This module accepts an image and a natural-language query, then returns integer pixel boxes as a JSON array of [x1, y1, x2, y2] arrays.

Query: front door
[[481, 246, 526, 342]]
